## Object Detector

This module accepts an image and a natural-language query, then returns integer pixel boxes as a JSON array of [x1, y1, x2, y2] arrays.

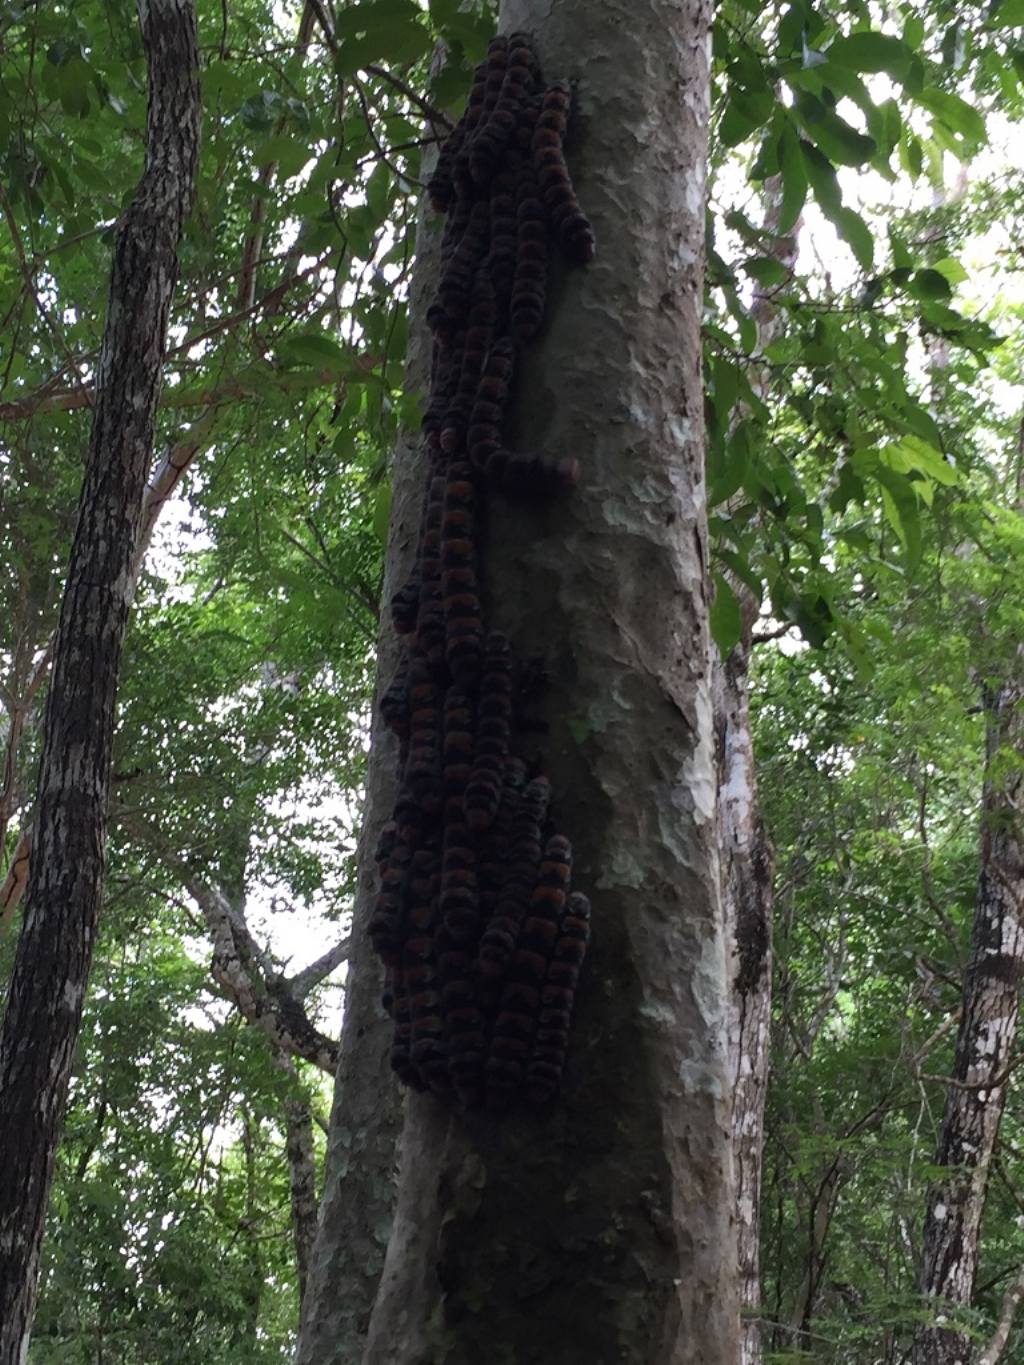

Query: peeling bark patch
[[371, 33, 595, 1114]]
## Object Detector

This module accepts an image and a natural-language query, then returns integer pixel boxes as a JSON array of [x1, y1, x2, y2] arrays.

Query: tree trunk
[[715, 177, 793, 1365], [0, 4, 200, 1356], [320, 2, 737, 1361], [913, 658, 1024, 1365], [718, 613, 774, 1365], [285, 1093, 320, 1312]]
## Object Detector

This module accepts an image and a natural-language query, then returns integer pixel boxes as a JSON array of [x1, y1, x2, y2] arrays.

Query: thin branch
[[288, 935, 352, 999], [978, 1265, 1024, 1365]]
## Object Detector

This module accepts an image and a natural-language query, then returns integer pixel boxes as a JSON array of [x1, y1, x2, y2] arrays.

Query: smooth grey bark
[[0, 4, 200, 1357], [354, 2, 738, 1362], [913, 658, 1024, 1365], [294, 146, 446, 1365]]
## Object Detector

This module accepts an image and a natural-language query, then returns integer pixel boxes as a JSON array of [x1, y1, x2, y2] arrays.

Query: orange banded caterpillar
[[533, 82, 596, 263]]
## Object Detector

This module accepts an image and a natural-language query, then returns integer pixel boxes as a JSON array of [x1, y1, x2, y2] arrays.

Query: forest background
[[1, 0, 1023, 1359]]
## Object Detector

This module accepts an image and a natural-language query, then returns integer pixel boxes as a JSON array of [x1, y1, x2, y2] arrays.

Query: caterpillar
[[369, 837, 412, 968], [464, 633, 512, 832], [441, 270, 496, 454], [477, 757, 527, 920], [427, 97, 473, 214], [533, 83, 596, 264], [442, 463, 483, 684], [379, 663, 409, 743], [467, 339, 516, 472], [475, 447, 580, 495], [443, 685, 475, 798], [436, 199, 492, 331], [477, 775, 551, 1005], [484, 834, 572, 1109], [404, 657, 443, 816], [525, 890, 591, 1105], [511, 166, 548, 341], [390, 964, 426, 1090], [469, 40, 539, 186]]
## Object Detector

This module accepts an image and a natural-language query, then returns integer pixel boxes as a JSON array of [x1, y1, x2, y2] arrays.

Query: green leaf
[[777, 122, 808, 233], [827, 32, 913, 79], [276, 333, 350, 371], [743, 256, 789, 286], [802, 141, 841, 217], [908, 268, 952, 302], [372, 480, 392, 541], [711, 574, 743, 655], [334, 2, 432, 75], [914, 87, 986, 153], [834, 207, 874, 271], [992, 0, 1024, 27], [873, 466, 923, 568], [891, 435, 958, 486], [931, 257, 968, 286], [795, 92, 877, 166], [253, 133, 312, 179]]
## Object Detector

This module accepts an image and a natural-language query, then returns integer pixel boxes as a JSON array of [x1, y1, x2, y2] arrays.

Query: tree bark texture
[[285, 1092, 320, 1312], [715, 181, 794, 1365], [353, 2, 738, 1362], [294, 147, 446, 1365], [717, 616, 774, 1365], [914, 661, 1024, 1365], [0, 4, 200, 1358]]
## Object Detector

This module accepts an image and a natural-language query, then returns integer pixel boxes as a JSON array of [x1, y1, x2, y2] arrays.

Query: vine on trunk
[[369, 32, 594, 1113]]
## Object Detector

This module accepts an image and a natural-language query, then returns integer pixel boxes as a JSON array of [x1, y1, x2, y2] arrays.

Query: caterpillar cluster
[[370, 32, 594, 1113]]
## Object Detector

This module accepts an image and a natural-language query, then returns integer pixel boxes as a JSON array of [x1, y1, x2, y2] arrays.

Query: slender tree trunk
[[323, 2, 738, 1361], [718, 613, 775, 1365], [913, 658, 1024, 1365], [0, 4, 200, 1356], [284, 1093, 320, 1312], [716, 178, 794, 1365]]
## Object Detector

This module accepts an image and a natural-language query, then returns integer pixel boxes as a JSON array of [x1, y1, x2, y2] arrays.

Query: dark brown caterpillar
[[533, 82, 596, 264], [441, 463, 483, 684], [467, 339, 516, 473], [484, 834, 572, 1109], [379, 663, 409, 743], [464, 633, 512, 832], [429, 61, 488, 213], [469, 40, 538, 185], [511, 165, 548, 341], [477, 757, 527, 920], [435, 199, 491, 333], [477, 775, 551, 1004], [369, 837, 412, 968], [526, 890, 590, 1105], [405, 656, 443, 816], [474, 446, 579, 495], [390, 963, 426, 1090], [441, 270, 496, 454], [403, 846, 448, 1092]]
